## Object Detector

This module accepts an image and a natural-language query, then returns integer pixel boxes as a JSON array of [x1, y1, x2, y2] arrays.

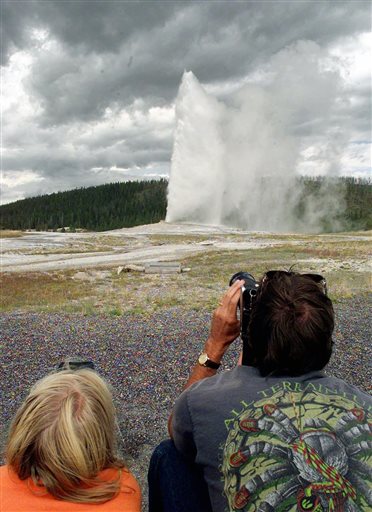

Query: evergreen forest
[[0, 177, 370, 232], [0, 180, 167, 231], [295, 176, 371, 232]]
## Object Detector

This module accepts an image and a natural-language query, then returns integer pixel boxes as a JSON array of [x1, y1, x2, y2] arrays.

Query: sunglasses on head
[[263, 270, 327, 295], [56, 359, 95, 371]]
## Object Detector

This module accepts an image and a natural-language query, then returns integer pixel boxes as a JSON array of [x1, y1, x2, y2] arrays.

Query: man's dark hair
[[247, 272, 334, 376]]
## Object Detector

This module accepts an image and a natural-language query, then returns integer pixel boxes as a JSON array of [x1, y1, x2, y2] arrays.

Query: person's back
[[173, 365, 371, 511], [0, 465, 140, 512], [161, 271, 372, 511], [1, 369, 141, 512]]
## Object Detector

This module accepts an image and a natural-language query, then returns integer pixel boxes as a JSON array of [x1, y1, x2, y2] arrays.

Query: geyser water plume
[[166, 73, 226, 225], [166, 42, 346, 232]]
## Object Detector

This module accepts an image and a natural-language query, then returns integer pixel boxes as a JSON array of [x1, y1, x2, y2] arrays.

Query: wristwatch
[[198, 353, 221, 370]]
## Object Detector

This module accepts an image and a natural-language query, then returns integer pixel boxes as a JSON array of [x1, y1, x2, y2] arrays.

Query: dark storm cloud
[[1, 1, 178, 64], [3, 1, 369, 124], [3, 135, 171, 175]]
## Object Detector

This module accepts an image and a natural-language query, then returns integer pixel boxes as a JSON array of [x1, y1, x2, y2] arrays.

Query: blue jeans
[[148, 439, 213, 512]]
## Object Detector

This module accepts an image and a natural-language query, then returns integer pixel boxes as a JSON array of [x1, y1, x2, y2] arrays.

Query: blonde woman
[[1, 368, 141, 511]]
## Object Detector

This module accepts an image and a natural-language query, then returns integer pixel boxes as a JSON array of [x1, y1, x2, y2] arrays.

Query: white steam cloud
[[166, 41, 347, 232]]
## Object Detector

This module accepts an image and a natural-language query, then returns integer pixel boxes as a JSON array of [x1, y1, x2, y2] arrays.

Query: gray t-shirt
[[172, 366, 372, 512]]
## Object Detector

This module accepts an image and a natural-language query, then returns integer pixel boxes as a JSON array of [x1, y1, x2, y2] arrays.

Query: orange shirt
[[0, 465, 141, 512]]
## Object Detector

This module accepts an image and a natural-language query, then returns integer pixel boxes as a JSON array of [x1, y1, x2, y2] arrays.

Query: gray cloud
[[4, 1, 369, 123], [1, 1, 179, 64], [1, 0, 370, 204]]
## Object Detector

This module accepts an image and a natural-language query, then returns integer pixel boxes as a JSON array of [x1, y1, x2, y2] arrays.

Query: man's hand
[[204, 279, 244, 362], [168, 279, 244, 438]]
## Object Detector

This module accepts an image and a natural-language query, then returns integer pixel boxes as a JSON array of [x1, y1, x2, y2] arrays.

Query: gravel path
[[1, 295, 371, 508]]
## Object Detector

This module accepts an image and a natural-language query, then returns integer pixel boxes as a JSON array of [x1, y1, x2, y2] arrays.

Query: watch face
[[198, 353, 208, 365]]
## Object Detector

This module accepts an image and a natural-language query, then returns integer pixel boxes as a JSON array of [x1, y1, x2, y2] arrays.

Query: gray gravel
[[1, 295, 371, 508]]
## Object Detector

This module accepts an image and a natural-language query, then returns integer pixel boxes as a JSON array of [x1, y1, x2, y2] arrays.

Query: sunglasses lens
[[301, 274, 324, 283], [70, 361, 95, 370], [264, 270, 283, 280]]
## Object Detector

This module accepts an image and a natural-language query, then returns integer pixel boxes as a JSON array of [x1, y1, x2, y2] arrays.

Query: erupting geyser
[[166, 42, 346, 232]]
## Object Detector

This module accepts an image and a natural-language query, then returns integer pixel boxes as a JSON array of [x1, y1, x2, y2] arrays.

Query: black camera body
[[229, 272, 259, 365]]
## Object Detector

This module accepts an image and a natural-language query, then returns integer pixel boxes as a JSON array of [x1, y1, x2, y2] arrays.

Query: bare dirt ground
[[1, 222, 371, 274]]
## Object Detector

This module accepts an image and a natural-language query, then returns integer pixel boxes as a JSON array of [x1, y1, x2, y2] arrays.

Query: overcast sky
[[1, 0, 371, 205]]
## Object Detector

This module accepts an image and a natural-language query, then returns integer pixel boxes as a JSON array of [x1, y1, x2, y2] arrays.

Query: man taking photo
[[149, 271, 371, 512]]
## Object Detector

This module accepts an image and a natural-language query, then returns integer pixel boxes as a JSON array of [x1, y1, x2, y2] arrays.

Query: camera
[[229, 272, 259, 365]]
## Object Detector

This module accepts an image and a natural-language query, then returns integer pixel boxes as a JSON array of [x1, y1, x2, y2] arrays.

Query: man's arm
[[168, 279, 243, 437]]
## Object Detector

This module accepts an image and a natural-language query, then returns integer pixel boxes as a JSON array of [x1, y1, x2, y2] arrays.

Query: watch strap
[[198, 353, 221, 369]]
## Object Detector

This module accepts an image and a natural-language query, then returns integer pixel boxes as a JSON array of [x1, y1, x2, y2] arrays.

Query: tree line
[[0, 177, 370, 232], [0, 180, 168, 232], [297, 176, 371, 232]]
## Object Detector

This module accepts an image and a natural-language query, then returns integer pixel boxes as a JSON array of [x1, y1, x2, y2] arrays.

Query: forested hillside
[[0, 180, 167, 231], [297, 176, 371, 232], [0, 177, 370, 232]]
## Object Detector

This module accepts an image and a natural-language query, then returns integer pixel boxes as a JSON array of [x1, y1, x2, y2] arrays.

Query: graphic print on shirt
[[222, 387, 371, 511]]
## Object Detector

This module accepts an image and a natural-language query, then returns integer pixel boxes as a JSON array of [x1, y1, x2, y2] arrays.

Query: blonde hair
[[6, 369, 126, 503]]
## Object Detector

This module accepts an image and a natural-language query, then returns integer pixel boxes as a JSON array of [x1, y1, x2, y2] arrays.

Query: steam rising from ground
[[166, 42, 347, 232]]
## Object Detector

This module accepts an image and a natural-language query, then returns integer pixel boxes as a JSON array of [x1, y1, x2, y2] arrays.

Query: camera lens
[[229, 272, 256, 287]]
